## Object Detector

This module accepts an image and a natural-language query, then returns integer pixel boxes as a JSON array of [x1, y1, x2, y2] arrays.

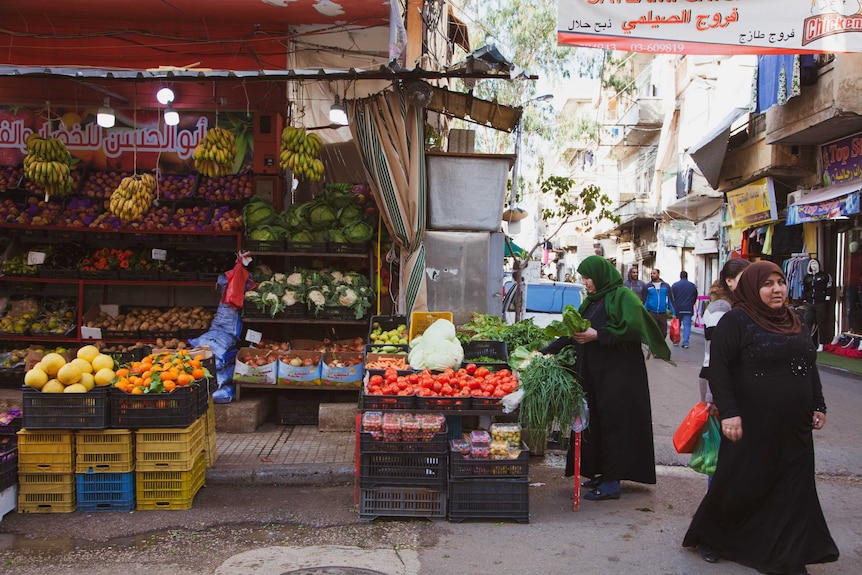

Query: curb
[[206, 462, 355, 486]]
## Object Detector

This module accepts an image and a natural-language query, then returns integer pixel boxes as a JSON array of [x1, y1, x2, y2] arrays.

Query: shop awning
[[688, 107, 749, 189], [504, 239, 527, 258], [786, 181, 862, 225]]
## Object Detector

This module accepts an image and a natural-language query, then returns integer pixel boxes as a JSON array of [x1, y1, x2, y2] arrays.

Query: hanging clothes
[[782, 255, 811, 302], [751, 55, 801, 114]]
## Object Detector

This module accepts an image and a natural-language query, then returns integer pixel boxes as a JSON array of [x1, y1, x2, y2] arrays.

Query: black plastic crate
[[196, 272, 221, 283], [275, 394, 320, 425], [104, 346, 150, 365], [103, 328, 141, 340], [463, 340, 509, 370], [284, 240, 327, 253], [242, 300, 268, 319], [327, 241, 368, 254], [322, 306, 360, 321], [0, 368, 24, 388], [368, 314, 409, 340], [0, 441, 17, 491], [470, 396, 504, 411], [0, 410, 22, 434], [280, 303, 307, 319], [365, 344, 409, 355], [359, 452, 448, 487], [359, 428, 448, 454], [359, 485, 447, 521], [118, 269, 160, 281], [158, 270, 198, 282], [80, 270, 119, 280], [38, 268, 80, 279], [447, 477, 530, 523], [109, 383, 203, 429], [22, 386, 110, 430], [244, 238, 285, 252], [416, 396, 469, 412], [360, 393, 416, 411], [449, 445, 529, 478]]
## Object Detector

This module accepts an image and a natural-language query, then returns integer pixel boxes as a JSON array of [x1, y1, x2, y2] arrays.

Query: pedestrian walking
[[683, 260, 839, 574], [671, 271, 698, 348], [622, 264, 647, 302], [644, 268, 675, 338]]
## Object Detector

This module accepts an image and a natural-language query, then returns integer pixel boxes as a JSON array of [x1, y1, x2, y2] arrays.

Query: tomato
[[459, 387, 471, 397], [495, 369, 511, 378], [475, 367, 490, 378], [407, 373, 419, 385], [464, 363, 477, 375], [493, 388, 506, 397], [432, 381, 442, 393], [369, 374, 384, 386], [441, 384, 453, 396]]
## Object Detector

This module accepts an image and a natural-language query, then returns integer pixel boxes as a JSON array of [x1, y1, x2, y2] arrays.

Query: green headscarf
[[577, 255, 672, 361]]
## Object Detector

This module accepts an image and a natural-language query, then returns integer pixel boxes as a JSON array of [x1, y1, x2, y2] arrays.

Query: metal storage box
[[426, 152, 514, 231]]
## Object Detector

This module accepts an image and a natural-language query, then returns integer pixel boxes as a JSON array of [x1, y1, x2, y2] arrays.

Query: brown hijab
[[733, 260, 801, 335]]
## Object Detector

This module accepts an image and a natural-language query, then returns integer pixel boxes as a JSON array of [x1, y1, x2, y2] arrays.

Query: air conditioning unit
[[787, 190, 807, 206], [635, 245, 653, 261]]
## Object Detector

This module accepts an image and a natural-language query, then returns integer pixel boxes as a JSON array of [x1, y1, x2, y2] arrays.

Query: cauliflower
[[337, 287, 357, 307], [286, 272, 303, 286], [281, 291, 297, 307], [307, 289, 327, 315], [244, 290, 260, 302], [328, 270, 344, 283], [272, 272, 286, 283], [263, 292, 279, 305]]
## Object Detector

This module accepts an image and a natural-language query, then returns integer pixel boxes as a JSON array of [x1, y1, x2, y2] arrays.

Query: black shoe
[[581, 477, 602, 488], [584, 487, 620, 501], [699, 545, 719, 564]]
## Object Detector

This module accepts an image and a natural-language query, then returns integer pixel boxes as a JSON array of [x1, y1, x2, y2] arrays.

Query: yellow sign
[[726, 178, 778, 229]]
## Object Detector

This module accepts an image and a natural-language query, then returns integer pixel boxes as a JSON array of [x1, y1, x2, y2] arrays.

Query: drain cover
[[282, 569, 388, 575]]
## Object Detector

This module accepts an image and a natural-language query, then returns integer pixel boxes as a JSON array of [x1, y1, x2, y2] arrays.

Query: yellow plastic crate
[[204, 400, 217, 468], [17, 472, 76, 513], [135, 417, 205, 472], [408, 311, 454, 342], [75, 429, 134, 473], [16, 430, 74, 473], [136, 452, 206, 510]]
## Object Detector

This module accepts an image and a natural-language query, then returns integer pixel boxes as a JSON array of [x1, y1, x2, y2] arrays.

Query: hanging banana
[[193, 127, 237, 177], [279, 126, 324, 181]]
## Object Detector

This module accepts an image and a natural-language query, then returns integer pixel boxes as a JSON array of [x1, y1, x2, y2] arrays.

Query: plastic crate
[[204, 399, 217, 468], [368, 313, 409, 338], [22, 386, 110, 430], [0, 412, 22, 435], [360, 393, 416, 411], [75, 471, 135, 512], [327, 241, 368, 254], [109, 383, 203, 429], [322, 306, 360, 321], [462, 340, 509, 370], [244, 238, 285, 252], [358, 485, 446, 521], [0, 443, 17, 491], [275, 394, 320, 425], [449, 444, 530, 478], [135, 416, 206, 472], [359, 452, 448, 487], [470, 396, 504, 411], [135, 451, 206, 510], [75, 430, 134, 474], [447, 477, 530, 523], [284, 240, 326, 253], [416, 396, 469, 411], [409, 311, 453, 342], [16, 429, 74, 473], [359, 428, 448, 454], [17, 472, 76, 513]]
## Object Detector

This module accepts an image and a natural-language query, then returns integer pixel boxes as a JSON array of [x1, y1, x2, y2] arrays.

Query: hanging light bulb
[[329, 95, 348, 126], [156, 87, 175, 105], [97, 98, 115, 128], [164, 103, 180, 126]]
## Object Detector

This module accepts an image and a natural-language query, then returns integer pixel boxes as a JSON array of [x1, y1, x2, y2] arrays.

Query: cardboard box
[[24, 346, 73, 371], [233, 347, 278, 384], [277, 350, 323, 386], [321, 351, 364, 388]]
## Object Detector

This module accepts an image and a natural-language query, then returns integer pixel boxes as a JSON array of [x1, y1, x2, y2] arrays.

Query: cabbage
[[328, 229, 346, 243], [343, 220, 374, 243], [407, 319, 464, 370], [290, 230, 314, 242], [282, 204, 308, 230], [249, 227, 278, 241], [307, 200, 337, 230], [311, 229, 328, 243], [243, 197, 276, 228], [338, 203, 363, 226]]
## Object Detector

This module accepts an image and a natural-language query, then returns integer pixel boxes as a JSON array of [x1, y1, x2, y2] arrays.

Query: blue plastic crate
[[75, 471, 135, 512]]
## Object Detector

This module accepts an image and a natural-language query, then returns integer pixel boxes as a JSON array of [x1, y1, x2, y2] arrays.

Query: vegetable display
[[544, 305, 591, 339], [365, 366, 518, 399], [456, 313, 551, 352], [407, 319, 464, 371]]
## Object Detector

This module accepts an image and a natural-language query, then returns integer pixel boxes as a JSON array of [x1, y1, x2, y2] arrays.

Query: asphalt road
[[0, 333, 858, 575]]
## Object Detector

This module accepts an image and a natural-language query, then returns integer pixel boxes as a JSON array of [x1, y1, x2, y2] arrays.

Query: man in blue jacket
[[671, 270, 698, 348], [645, 268, 675, 338]]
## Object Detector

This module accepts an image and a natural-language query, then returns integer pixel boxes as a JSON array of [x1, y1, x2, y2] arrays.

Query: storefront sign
[[558, 0, 862, 55], [786, 190, 861, 225], [821, 133, 862, 185], [726, 178, 778, 229]]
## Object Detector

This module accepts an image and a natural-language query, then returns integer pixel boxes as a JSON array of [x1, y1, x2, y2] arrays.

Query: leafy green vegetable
[[342, 220, 375, 243], [456, 313, 551, 352], [243, 197, 277, 228], [544, 304, 591, 339]]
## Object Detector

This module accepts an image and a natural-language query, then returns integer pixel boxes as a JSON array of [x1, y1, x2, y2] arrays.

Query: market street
[[0, 332, 859, 575]]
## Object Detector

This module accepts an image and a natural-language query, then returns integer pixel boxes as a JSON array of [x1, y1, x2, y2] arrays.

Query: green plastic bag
[[690, 414, 720, 476]]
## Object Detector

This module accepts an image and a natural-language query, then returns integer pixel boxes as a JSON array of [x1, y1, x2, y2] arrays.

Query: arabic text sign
[[727, 177, 778, 230], [787, 190, 861, 225], [821, 133, 862, 185], [558, 0, 862, 55]]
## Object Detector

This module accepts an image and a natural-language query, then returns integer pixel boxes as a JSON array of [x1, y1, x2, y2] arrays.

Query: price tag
[[27, 251, 46, 265], [245, 329, 262, 344], [151, 248, 167, 261]]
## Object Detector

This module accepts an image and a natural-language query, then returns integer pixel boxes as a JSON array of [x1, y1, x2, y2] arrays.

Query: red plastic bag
[[673, 401, 710, 454], [669, 317, 681, 344], [222, 252, 253, 310]]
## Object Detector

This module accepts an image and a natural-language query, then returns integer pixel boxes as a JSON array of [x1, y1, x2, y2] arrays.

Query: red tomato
[[407, 373, 419, 385], [441, 384, 454, 396], [432, 381, 442, 393], [369, 374, 384, 386], [475, 367, 490, 378], [464, 363, 477, 375]]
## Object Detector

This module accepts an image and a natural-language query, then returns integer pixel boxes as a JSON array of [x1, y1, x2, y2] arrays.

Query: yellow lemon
[[57, 362, 83, 386], [94, 368, 116, 386], [79, 372, 95, 391], [63, 383, 88, 393], [24, 368, 49, 390], [42, 379, 65, 393], [91, 354, 115, 372], [70, 357, 94, 374], [76, 344, 101, 364], [31, 361, 47, 373], [40, 352, 66, 377]]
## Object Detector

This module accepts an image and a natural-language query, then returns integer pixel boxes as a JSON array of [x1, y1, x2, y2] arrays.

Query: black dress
[[545, 298, 657, 484], [682, 309, 839, 574]]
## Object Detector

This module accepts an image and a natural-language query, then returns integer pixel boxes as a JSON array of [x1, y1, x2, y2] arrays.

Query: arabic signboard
[[558, 0, 862, 55], [821, 133, 862, 186], [787, 190, 861, 224], [726, 177, 778, 229]]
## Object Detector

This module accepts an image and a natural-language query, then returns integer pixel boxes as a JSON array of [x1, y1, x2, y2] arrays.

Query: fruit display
[[197, 171, 253, 202], [1, 250, 40, 276], [20, 166, 85, 199], [0, 166, 23, 191], [79, 171, 132, 199], [84, 306, 214, 335], [23, 345, 116, 393], [0, 347, 29, 369], [169, 203, 211, 230], [122, 203, 171, 230], [91, 341, 150, 355], [277, 352, 322, 367], [29, 299, 76, 336], [112, 348, 210, 394], [22, 134, 75, 199], [237, 348, 279, 367], [157, 173, 196, 200], [0, 195, 63, 226], [369, 321, 409, 346], [108, 173, 157, 221], [210, 204, 243, 231], [279, 126, 324, 181], [55, 197, 101, 227], [365, 366, 519, 399], [193, 127, 237, 177]]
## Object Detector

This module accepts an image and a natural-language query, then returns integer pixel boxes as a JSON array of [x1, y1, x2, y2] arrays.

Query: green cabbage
[[342, 220, 375, 243], [328, 229, 346, 243], [290, 230, 314, 243], [337, 203, 363, 226], [307, 200, 337, 230], [243, 197, 276, 228]]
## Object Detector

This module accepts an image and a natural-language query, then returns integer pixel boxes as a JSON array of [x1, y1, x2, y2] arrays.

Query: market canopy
[[504, 239, 527, 259]]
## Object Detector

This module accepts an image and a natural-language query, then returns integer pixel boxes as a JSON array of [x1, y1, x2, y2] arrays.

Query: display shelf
[[246, 250, 368, 259]]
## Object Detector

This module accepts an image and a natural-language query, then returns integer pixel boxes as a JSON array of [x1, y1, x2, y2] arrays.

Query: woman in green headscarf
[[543, 255, 671, 501]]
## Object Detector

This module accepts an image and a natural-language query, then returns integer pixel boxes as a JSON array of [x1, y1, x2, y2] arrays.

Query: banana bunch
[[108, 173, 157, 222], [279, 126, 325, 181], [193, 127, 237, 177], [23, 134, 75, 199]]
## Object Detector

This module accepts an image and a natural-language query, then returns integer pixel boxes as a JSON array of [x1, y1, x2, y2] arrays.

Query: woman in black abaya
[[682, 260, 838, 574]]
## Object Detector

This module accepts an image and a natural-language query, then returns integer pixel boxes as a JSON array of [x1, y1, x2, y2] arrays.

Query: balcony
[[610, 98, 663, 158]]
